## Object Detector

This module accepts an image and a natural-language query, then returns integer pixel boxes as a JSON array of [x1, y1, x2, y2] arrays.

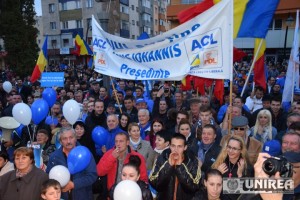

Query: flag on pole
[[178, 0, 279, 39], [282, 10, 300, 108], [253, 39, 267, 91], [30, 36, 48, 83], [72, 34, 93, 56]]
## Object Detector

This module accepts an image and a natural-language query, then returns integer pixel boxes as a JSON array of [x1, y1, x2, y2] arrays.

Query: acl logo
[[204, 50, 218, 65]]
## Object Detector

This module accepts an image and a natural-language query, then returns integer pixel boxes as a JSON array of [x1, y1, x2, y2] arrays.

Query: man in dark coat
[[149, 133, 201, 200]]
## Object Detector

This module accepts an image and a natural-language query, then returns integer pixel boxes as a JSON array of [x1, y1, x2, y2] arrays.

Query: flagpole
[[241, 39, 264, 97], [110, 76, 123, 114]]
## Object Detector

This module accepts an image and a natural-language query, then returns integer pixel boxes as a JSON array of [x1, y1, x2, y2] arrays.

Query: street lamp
[[283, 14, 294, 59]]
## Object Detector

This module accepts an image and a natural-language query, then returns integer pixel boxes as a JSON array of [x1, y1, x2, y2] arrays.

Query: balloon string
[[27, 125, 33, 144]]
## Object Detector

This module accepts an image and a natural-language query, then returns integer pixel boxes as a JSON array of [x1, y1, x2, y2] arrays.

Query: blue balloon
[[31, 99, 49, 124], [67, 146, 91, 174], [92, 126, 108, 147], [42, 88, 57, 107]]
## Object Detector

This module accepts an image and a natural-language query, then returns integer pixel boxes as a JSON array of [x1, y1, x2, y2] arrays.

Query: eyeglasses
[[234, 127, 246, 131], [227, 145, 241, 152]]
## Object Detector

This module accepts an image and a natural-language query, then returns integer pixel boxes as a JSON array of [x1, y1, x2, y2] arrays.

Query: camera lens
[[262, 159, 277, 176]]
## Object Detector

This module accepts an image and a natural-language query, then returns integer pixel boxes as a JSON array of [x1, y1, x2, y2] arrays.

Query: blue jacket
[[46, 146, 97, 200]]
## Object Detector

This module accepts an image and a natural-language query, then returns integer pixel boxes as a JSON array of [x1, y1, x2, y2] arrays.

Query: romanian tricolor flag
[[253, 39, 267, 91], [30, 36, 48, 83], [72, 34, 93, 56], [178, 0, 279, 39]]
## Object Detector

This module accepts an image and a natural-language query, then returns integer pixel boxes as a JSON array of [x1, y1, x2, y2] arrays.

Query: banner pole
[[109, 76, 123, 114], [241, 39, 264, 97]]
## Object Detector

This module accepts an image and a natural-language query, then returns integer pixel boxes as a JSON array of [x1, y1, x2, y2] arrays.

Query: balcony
[[141, 6, 152, 14], [142, 20, 152, 27]]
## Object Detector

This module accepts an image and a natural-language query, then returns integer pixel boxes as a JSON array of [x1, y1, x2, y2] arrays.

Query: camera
[[164, 88, 169, 93], [262, 156, 293, 178]]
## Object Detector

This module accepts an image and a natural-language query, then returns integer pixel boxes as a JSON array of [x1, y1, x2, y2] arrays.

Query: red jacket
[[97, 146, 148, 190]]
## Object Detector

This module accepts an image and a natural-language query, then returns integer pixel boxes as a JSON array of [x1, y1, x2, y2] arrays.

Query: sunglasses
[[234, 127, 246, 131]]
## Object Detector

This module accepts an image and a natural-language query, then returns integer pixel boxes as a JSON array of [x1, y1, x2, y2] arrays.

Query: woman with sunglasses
[[250, 109, 277, 144], [212, 136, 253, 199], [220, 116, 262, 165]]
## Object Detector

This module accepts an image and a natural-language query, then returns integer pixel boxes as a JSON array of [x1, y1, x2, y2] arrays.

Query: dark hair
[[0, 151, 9, 161], [116, 132, 129, 141], [41, 179, 61, 195], [124, 95, 135, 102], [156, 130, 171, 143], [177, 110, 189, 119], [199, 105, 211, 113], [171, 133, 187, 146], [37, 129, 49, 137], [119, 113, 131, 130], [123, 155, 141, 175], [178, 118, 191, 130], [204, 168, 223, 181], [202, 124, 216, 135], [271, 96, 282, 103], [73, 120, 86, 130]]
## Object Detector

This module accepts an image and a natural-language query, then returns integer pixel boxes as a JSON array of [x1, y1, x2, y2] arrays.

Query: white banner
[[92, 0, 233, 80]]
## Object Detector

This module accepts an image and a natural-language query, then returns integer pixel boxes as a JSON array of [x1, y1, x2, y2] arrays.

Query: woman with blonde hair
[[250, 109, 277, 144], [212, 136, 253, 199], [212, 136, 252, 178]]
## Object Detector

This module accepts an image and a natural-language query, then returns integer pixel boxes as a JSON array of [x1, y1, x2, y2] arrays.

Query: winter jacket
[[0, 166, 48, 200], [97, 146, 148, 190], [149, 149, 201, 200], [46, 146, 98, 200]]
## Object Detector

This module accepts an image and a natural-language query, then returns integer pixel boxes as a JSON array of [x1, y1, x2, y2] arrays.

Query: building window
[[121, 20, 129, 30], [50, 22, 56, 30], [62, 2, 67, 10], [142, 0, 151, 9], [63, 39, 69, 47], [120, 5, 129, 14], [155, 7, 158, 13], [86, 0, 93, 8], [132, 20, 135, 25], [274, 19, 282, 30], [49, 4, 55, 13], [76, 20, 82, 28], [131, 5, 134, 10], [51, 40, 57, 48], [132, 35, 135, 39], [155, 19, 158, 25], [136, 21, 139, 26], [142, 13, 151, 22], [159, 19, 164, 26], [62, 21, 68, 29], [136, 7, 139, 12], [76, 0, 81, 9]]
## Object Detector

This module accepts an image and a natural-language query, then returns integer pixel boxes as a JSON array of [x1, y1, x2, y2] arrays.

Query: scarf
[[139, 122, 151, 140], [198, 142, 214, 163], [16, 165, 33, 178], [130, 137, 141, 150]]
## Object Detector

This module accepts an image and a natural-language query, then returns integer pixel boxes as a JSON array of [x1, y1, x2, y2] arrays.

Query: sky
[[34, 0, 42, 16]]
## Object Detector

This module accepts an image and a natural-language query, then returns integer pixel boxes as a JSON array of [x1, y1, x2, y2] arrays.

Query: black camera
[[164, 88, 169, 93], [262, 156, 293, 178]]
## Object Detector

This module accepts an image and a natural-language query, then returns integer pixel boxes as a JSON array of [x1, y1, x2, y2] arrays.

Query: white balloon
[[49, 165, 70, 187], [12, 103, 32, 125], [114, 180, 142, 200], [63, 99, 80, 125], [3, 81, 12, 93]]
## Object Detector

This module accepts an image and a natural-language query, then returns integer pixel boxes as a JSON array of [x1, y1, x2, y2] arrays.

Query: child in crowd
[[41, 179, 62, 200]]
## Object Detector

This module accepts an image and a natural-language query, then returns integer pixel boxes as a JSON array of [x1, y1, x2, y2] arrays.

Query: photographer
[[254, 152, 300, 200]]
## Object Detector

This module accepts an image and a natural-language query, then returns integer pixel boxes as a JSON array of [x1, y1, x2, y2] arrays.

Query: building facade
[[40, 0, 169, 65]]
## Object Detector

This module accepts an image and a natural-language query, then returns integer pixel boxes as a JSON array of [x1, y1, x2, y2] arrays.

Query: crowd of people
[[0, 60, 298, 200]]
